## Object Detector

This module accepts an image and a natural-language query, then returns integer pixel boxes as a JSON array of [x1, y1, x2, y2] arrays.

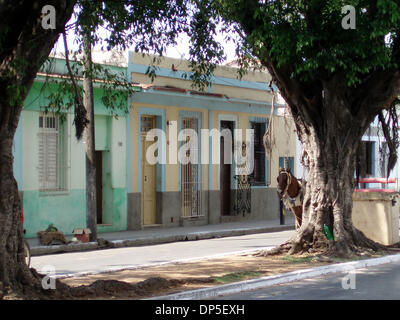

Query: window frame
[[249, 118, 268, 187], [38, 112, 67, 193]]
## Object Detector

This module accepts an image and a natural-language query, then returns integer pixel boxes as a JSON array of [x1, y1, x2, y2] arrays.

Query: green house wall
[[18, 79, 129, 238]]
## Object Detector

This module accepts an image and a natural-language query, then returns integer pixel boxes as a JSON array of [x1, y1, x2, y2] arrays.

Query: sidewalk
[[28, 218, 295, 256]]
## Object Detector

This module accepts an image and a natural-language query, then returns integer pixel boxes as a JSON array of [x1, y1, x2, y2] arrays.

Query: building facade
[[15, 57, 133, 237], [295, 116, 400, 190], [127, 53, 297, 229], [16, 52, 298, 238]]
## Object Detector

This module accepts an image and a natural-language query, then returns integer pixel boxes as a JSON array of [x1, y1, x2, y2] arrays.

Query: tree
[[0, 0, 221, 299], [0, 0, 77, 298], [215, 0, 400, 256], [82, 28, 98, 242]]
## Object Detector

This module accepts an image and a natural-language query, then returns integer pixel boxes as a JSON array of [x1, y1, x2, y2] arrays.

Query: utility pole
[[83, 28, 97, 242]]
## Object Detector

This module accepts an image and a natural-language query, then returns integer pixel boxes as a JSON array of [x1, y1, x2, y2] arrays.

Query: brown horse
[[276, 167, 304, 230]]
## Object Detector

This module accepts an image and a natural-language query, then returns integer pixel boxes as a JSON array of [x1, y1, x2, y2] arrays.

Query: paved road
[[213, 260, 400, 300], [31, 230, 294, 278]]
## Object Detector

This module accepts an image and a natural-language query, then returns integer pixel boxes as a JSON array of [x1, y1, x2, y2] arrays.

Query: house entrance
[[181, 117, 201, 217], [95, 151, 103, 224], [220, 120, 234, 216], [141, 115, 157, 225]]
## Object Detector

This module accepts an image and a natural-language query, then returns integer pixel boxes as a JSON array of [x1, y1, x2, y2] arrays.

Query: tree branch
[[62, 31, 84, 108], [62, 30, 88, 140]]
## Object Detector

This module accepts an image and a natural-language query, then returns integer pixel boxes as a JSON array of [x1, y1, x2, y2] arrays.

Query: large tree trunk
[[0, 0, 76, 298], [228, 0, 400, 257], [284, 87, 386, 257], [0, 112, 33, 293], [290, 128, 381, 256]]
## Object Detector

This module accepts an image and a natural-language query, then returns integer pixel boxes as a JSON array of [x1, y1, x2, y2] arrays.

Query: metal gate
[[233, 175, 251, 215], [181, 118, 202, 217], [233, 142, 251, 215]]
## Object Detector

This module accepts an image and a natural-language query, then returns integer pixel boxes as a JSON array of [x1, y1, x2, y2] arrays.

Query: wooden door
[[141, 116, 157, 225], [220, 121, 234, 216], [95, 151, 103, 224]]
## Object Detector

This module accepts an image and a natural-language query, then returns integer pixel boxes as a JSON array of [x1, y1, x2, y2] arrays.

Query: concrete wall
[[20, 111, 85, 237], [128, 188, 281, 230], [352, 192, 400, 245]]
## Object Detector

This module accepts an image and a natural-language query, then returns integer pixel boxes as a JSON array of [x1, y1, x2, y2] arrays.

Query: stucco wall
[[127, 52, 295, 229], [19, 103, 128, 237], [128, 99, 294, 228], [130, 52, 276, 104], [352, 192, 400, 245]]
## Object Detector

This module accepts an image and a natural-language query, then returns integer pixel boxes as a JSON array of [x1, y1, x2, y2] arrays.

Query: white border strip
[[147, 253, 400, 300]]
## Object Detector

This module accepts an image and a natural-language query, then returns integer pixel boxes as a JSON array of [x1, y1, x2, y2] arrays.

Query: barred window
[[364, 141, 375, 176], [250, 121, 266, 186], [38, 113, 66, 191]]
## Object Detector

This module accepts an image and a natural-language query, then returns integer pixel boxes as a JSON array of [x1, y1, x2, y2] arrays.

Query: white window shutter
[[46, 131, 58, 189], [38, 132, 45, 190], [38, 113, 61, 191]]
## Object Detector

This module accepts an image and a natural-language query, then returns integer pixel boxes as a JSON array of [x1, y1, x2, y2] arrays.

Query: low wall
[[127, 188, 281, 230], [352, 191, 400, 245]]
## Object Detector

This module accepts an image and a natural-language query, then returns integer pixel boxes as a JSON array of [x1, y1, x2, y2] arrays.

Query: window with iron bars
[[250, 121, 266, 186], [38, 113, 67, 192], [181, 117, 202, 217]]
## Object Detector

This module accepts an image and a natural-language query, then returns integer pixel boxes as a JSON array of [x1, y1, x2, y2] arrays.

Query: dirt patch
[[60, 251, 381, 299]]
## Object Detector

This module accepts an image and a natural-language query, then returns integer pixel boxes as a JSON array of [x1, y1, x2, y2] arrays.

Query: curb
[[30, 224, 295, 256], [31, 242, 98, 256], [147, 253, 400, 300], [107, 225, 295, 249]]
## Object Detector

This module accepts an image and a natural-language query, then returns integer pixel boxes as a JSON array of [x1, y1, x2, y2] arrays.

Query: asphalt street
[[31, 230, 294, 278], [213, 259, 400, 300]]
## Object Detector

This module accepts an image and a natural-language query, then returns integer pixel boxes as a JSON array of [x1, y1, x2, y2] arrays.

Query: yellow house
[[127, 52, 297, 229]]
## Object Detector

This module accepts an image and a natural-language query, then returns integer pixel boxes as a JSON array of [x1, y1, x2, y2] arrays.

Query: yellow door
[[141, 116, 157, 225]]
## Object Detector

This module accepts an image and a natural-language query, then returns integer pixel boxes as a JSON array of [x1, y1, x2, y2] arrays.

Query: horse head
[[276, 167, 292, 198]]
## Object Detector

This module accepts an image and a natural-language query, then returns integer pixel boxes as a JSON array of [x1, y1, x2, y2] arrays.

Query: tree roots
[[255, 226, 391, 260], [0, 267, 186, 300]]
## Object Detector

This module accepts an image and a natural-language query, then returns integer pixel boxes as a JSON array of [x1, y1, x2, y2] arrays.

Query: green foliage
[[213, 271, 262, 283], [217, 0, 400, 87], [42, 0, 232, 125], [41, 56, 137, 120], [3, 56, 30, 107], [282, 255, 317, 264], [74, 0, 228, 90], [41, 0, 400, 116]]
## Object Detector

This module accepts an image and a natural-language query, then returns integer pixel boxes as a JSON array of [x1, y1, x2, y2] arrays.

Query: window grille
[[250, 122, 266, 185], [38, 113, 66, 191], [181, 117, 202, 217]]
